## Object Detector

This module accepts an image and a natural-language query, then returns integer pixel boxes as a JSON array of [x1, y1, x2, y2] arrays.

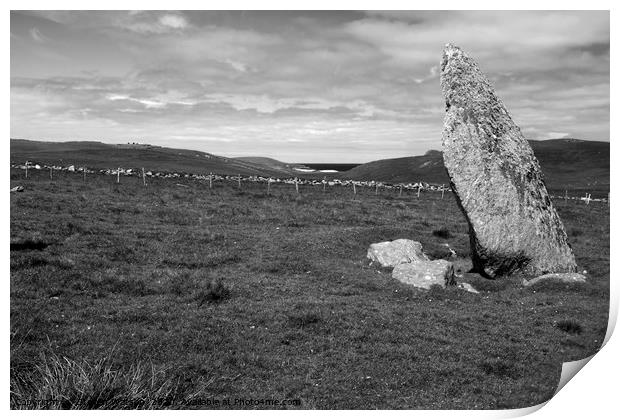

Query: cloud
[[158, 14, 187, 30], [109, 11, 191, 34], [29, 27, 47, 42], [224, 59, 250, 73]]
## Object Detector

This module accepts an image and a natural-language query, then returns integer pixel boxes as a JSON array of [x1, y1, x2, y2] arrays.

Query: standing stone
[[440, 44, 576, 278]]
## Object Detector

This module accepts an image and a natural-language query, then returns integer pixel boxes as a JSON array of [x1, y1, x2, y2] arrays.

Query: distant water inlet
[[298, 163, 361, 172]]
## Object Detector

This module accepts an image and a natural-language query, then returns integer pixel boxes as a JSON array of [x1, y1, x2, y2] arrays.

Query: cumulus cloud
[[158, 14, 187, 29]]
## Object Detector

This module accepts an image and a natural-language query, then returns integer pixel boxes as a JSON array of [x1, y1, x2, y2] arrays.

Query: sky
[[10, 10, 610, 163]]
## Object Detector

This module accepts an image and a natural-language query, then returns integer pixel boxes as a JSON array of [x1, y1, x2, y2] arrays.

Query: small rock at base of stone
[[367, 239, 429, 268], [522, 273, 587, 287], [457, 282, 479, 294], [392, 259, 455, 290]]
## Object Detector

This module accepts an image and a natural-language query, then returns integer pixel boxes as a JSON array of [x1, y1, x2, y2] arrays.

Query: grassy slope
[[344, 139, 609, 194], [10, 169, 609, 409], [10, 139, 295, 178], [236, 156, 296, 171]]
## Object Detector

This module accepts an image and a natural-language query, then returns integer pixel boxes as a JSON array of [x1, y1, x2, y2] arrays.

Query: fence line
[[10, 163, 609, 204]]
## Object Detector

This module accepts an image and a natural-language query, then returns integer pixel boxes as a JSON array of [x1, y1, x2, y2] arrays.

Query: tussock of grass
[[287, 311, 322, 328], [10, 352, 190, 409], [432, 227, 452, 239], [555, 319, 583, 335], [10, 239, 51, 251], [479, 357, 520, 379], [194, 279, 232, 305]]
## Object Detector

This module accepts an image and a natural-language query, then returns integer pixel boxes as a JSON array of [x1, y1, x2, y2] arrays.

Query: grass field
[[10, 168, 609, 409]]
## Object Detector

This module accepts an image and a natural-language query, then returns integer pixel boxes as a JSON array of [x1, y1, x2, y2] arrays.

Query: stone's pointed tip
[[443, 43, 460, 53], [441, 44, 463, 69]]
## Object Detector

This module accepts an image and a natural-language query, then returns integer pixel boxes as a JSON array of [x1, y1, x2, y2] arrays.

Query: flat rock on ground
[[522, 273, 587, 287], [367, 239, 429, 268], [440, 43, 577, 278], [392, 259, 455, 289]]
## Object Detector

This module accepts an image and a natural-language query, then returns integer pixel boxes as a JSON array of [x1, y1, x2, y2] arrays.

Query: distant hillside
[[300, 163, 360, 172], [344, 139, 609, 191], [10, 139, 296, 177], [343, 149, 447, 184], [235, 156, 295, 172]]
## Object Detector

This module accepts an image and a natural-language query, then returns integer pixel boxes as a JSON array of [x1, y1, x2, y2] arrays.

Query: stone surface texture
[[392, 259, 455, 289], [367, 239, 429, 268], [440, 43, 576, 278]]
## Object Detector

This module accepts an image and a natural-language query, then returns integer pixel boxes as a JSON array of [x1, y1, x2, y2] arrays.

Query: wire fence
[[11, 161, 610, 206]]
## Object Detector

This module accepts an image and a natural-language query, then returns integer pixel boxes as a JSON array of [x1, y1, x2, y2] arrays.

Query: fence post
[[375, 183, 378, 195], [25, 161, 28, 179], [582, 193, 591, 205], [565, 190, 568, 203], [295, 178, 299, 194], [238, 174, 241, 189], [209, 172, 213, 189], [267, 178, 271, 194], [117, 167, 120, 184], [49, 167, 53, 180], [323, 177, 326, 193], [142, 167, 146, 187], [353, 182, 357, 195], [83, 166, 86, 182], [399, 185, 402, 197], [417, 184, 421, 198], [441, 184, 445, 199]]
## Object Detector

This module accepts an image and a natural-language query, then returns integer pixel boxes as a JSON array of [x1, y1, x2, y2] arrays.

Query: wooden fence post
[[582, 193, 591, 205], [295, 178, 299, 194], [353, 182, 357, 195], [323, 177, 326, 193], [25, 162, 28, 179], [417, 184, 421, 198], [565, 190, 568, 203], [209, 172, 213, 189], [238, 174, 241, 189], [142, 167, 146, 186], [49, 167, 53, 180], [399, 185, 402, 197], [267, 178, 271, 194], [441, 184, 445, 199], [83, 166, 86, 182], [375, 183, 378, 195]]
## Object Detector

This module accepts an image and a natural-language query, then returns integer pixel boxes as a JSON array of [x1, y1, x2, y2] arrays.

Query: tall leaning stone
[[440, 44, 576, 278]]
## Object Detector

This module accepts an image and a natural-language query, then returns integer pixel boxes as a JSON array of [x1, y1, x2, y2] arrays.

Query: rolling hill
[[10, 139, 296, 177], [343, 139, 609, 192], [235, 156, 298, 173]]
